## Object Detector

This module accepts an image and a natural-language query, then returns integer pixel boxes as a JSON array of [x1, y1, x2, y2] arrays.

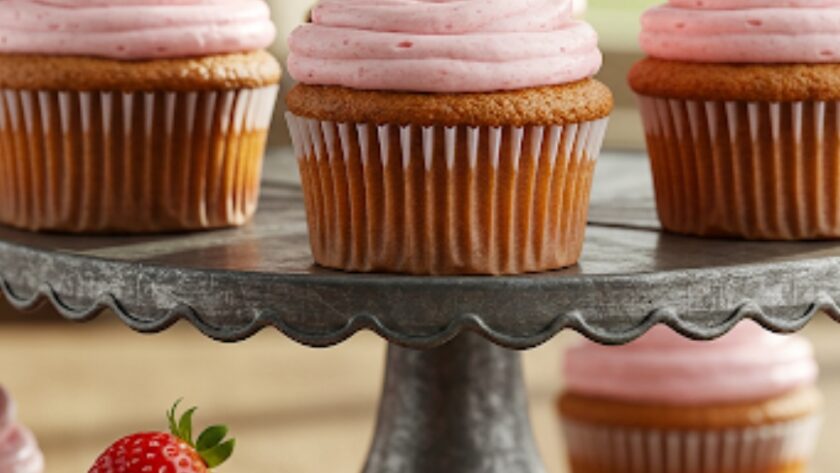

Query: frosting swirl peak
[[0, 387, 43, 473], [288, 0, 603, 93], [641, 0, 840, 63], [0, 0, 276, 60]]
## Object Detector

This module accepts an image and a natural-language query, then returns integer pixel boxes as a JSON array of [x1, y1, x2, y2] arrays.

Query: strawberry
[[89, 400, 235, 473]]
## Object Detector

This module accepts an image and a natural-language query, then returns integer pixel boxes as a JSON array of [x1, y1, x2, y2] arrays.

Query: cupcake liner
[[562, 415, 821, 473], [285, 113, 609, 275], [0, 85, 279, 233], [639, 96, 840, 240]]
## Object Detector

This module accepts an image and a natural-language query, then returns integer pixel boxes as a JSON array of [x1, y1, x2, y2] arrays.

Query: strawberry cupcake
[[0, 0, 281, 233], [285, 0, 613, 275], [0, 386, 44, 473], [630, 1, 840, 240], [559, 323, 822, 473]]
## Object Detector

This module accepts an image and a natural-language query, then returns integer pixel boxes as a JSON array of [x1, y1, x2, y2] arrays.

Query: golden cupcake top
[[0, 51, 282, 92], [286, 80, 613, 127]]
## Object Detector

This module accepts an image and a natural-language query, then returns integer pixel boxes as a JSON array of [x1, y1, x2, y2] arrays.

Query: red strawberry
[[89, 400, 235, 473]]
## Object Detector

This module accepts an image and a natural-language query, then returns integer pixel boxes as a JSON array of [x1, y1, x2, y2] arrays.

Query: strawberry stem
[[165, 400, 236, 469]]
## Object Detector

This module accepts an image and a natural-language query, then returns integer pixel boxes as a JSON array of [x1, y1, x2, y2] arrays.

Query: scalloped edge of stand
[[1, 274, 832, 349]]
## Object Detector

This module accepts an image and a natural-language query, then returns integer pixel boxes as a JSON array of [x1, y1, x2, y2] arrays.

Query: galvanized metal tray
[[1, 150, 837, 349]]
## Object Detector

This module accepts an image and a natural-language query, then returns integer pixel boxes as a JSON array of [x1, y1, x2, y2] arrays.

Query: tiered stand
[[1, 150, 838, 473]]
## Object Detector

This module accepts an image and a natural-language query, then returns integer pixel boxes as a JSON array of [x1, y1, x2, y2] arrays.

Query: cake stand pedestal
[[1, 150, 838, 473], [365, 333, 544, 473]]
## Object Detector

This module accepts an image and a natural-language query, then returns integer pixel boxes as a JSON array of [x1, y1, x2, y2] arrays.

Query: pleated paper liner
[[286, 113, 609, 275], [561, 416, 821, 473], [639, 96, 840, 240], [0, 85, 279, 233]]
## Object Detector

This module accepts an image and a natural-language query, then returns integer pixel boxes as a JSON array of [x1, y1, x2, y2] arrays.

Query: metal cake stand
[[2, 149, 840, 473]]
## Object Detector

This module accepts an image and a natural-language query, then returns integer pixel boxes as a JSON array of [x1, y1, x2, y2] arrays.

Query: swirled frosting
[[0, 387, 43, 473], [287, 0, 603, 93], [641, 0, 840, 63], [0, 0, 276, 60], [564, 322, 818, 405]]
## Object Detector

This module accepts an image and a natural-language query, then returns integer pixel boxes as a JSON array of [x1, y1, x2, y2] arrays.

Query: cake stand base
[[363, 333, 547, 473]]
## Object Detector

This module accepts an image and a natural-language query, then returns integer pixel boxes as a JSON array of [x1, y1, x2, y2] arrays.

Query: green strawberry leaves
[[166, 399, 182, 437], [178, 407, 198, 444], [197, 425, 229, 451], [166, 399, 236, 469], [200, 438, 236, 468]]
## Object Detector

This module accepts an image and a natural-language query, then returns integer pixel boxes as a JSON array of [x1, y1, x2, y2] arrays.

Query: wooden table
[[1, 301, 837, 473]]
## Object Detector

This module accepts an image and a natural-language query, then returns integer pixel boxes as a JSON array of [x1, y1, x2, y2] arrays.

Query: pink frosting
[[0, 0, 276, 60], [641, 0, 840, 63], [564, 322, 818, 405], [287, 0, 603, 93], [0, 388, 43, 473]]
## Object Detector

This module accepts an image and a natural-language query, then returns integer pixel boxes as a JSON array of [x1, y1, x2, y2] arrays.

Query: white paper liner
[[562, 416, 821, 473], [287, 115, 608, 170], [638, 95, 840, 240], [0, 85, 279, 233], [286, 113, 609, 275]]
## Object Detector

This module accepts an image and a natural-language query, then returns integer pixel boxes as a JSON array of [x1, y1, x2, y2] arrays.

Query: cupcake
[[0, 0, 281, 233], [0, 386, 44, 473], [558, 323, 822, 473], [285, 0, 613, 275], [629, 1, 840, 240]]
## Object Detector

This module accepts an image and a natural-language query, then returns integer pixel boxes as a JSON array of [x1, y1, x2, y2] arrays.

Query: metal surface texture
[[364, 333, 546, 473], [1, 149, 839, 348]]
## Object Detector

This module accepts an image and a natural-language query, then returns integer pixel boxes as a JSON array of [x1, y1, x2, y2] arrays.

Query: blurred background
[[3, 1, 839, 472]]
